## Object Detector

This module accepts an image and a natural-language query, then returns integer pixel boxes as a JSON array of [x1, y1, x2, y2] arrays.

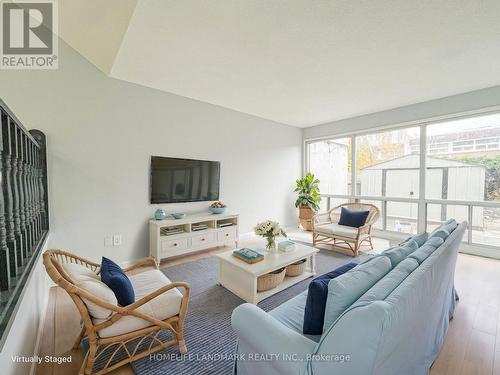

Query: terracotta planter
[[299, 206, 315, 231]]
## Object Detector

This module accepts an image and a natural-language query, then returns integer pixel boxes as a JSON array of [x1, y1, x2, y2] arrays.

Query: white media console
[[149, 212, 239, 263]]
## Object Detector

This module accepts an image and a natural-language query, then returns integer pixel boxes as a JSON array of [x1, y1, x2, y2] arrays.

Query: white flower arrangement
[[254, 220, 287, 250]]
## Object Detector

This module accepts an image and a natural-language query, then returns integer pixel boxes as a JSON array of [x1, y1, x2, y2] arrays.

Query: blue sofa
[[231, 220, 466, 375]]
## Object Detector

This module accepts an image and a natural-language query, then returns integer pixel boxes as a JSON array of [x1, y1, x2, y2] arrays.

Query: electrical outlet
[[104, 236, 113, 247], [113, 234, 122, 246]]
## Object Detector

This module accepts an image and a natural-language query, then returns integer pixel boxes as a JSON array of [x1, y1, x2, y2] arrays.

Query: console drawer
[[218, 227, 237, 242], [160, 238, 189, 255], [192, 232, 216, 247]]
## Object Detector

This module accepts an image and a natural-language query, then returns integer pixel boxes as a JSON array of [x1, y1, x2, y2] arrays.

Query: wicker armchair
[[43, 249, 190, 375], [312, 203, 380, 256]]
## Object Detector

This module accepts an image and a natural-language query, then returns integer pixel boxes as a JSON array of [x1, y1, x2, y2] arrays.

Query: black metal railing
[[0, 99, 49, 342]]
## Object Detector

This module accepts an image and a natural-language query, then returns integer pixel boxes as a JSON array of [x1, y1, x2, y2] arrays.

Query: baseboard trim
[[30, 287, 51, 375]]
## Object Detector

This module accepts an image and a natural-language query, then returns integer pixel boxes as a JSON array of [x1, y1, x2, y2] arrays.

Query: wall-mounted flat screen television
[[150, 156, 220, 204]]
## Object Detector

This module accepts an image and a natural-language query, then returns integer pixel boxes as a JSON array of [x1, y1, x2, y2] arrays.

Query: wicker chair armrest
[[357, 224, 371, 236], [123, 257, 158, 273], [95, 282, 190, 332], [312, 212, 331, 225], [126, 281, 190, 311], [74, 281, 189, 314]]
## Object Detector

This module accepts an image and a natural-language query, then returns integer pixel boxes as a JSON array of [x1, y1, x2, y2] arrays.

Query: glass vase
[[266, 236, 277, 253]]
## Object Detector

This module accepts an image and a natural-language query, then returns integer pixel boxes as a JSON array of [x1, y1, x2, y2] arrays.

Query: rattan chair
[[43, 249, 190, 375], [312, 203, 380, 256]]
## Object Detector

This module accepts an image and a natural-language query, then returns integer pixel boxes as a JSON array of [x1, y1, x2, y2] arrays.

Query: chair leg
[[312, 232, 316, 246], [174, 321, 187, 354], [84, 339, 97, 375], [368, 236, 374, 250], [73, 325, 86, 350], [78, 351, 89, 375]]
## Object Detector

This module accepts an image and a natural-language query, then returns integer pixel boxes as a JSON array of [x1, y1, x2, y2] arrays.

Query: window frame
[[304, 108, 500, 254]]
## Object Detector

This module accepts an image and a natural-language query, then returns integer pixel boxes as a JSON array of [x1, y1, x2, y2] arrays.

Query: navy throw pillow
[[338, 207, 370, 228], [100, 257, 135, 306], [303, 262, 358, 335]]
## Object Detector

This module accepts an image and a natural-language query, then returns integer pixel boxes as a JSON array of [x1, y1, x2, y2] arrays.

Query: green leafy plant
[[294, 173, 321, 211]]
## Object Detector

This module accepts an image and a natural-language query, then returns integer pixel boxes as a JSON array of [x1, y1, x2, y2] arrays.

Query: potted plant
[[294, 173, 321, 231]]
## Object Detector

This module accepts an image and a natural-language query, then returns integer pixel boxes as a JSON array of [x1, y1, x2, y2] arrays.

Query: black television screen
[[150, 156, 220, 204]]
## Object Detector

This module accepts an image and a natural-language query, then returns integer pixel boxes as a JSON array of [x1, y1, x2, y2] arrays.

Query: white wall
[[303, 85, 500, 140], [0, 40, 302, 263], [0, 239, 50, 375]]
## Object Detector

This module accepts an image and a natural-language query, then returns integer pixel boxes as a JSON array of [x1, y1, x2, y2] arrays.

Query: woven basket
[[286, 259, 307, 277], [257, 267, 286, 292]]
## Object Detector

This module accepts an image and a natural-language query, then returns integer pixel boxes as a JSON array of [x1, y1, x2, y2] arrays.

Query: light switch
[[104, 236, 113, 247], [113, 234, 122, 246]]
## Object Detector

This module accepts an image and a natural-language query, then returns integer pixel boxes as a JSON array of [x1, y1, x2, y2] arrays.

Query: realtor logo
[[1, 0, 58, 69]]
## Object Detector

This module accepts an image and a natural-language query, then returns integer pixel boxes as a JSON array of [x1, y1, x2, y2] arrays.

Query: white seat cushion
[[93, 269, 183, 338], [315, 223, 367, 239], [62, 262, 117, 319]]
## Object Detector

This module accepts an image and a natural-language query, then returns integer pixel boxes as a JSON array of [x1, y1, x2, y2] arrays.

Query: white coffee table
[[215, 243, 319, 304]]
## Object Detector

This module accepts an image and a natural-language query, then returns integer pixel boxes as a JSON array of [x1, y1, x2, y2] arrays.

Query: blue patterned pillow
[[100, 257, 135, 306]]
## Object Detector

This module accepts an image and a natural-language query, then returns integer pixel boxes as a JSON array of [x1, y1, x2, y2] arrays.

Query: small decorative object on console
[[154, 209, 167, 220], [278, 240, 295, 252], [209, 201, 227, 214], [172, 213, 186, 219], [254, 220, 287, 252], [233, 248, 264, 264]]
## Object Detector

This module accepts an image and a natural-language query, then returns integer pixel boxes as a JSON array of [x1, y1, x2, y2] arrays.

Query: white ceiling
[[57, 0, 137, 74], [59, 0, 500, 127]]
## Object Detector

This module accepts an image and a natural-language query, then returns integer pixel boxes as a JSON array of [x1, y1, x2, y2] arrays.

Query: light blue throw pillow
[[322, 256, 392, 333], [408, 236, 444, 264], [354, 257, 419, 305], [429, 219, 458, 241], [429, 228, 450, 241], [382, 240, 419, 268], [400, 232, 429, 247]]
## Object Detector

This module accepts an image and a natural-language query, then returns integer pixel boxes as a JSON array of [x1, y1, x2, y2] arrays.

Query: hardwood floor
[[430, 253, 500, 375], [34, 232, 500, 375]]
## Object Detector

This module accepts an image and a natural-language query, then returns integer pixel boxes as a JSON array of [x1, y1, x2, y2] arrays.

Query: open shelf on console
[[160, 224, 190, 236], [216, 217, 238, 228]]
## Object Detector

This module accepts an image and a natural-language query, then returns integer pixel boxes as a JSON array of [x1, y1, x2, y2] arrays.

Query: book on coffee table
[[278, 240, 296, 252], [232, 248, 264, 264]]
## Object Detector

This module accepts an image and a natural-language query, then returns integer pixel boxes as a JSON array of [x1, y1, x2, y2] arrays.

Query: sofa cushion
[[100, 257, 135, 306], [442, 218, 459, 233], [94, 269, 183, 338], [303, 262, 358, 335], [399, 232, 429, 247], [429, 228, 449, 241], [323, 256, 392, 332], [355, 258, 419, 305], [382, 240, 419, 267], [338, 207, 370, 228], [408, 237, 444, 264], [269, 291, 321, 343], [62, 262, 117, 319], [429, 219, 458, 241], [63, 262, 100, 280], [315, 223, 369, 239]]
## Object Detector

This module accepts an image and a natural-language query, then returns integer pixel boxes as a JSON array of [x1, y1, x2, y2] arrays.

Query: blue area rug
[[130, 249, 369, 375]]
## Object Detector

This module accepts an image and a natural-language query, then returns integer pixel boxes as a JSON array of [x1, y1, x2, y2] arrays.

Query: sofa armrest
[[231, 303, 316, 373]]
